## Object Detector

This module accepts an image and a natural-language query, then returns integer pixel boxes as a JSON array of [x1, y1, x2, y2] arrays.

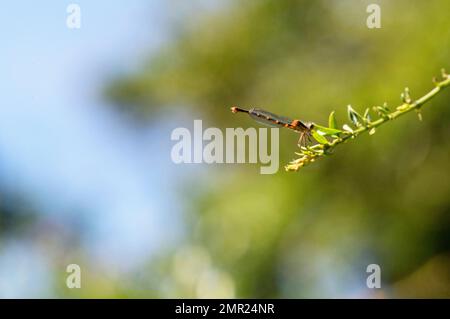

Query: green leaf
[[374, 106, 387, 114], [313, 124, 342, 135], [342, 124, 354, 133], [373, 105, 390, 118], [311, 129, 329, 145], [328, 111, 337, 129], [396, 104, 409, 111], [363, 108, 372, 122], [363, 108, 370, 118], [347, 105, 364, 126]]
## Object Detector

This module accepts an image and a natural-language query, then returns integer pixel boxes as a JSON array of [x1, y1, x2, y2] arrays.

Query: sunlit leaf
[[347, 105, 363, 126], [363, 108, 372, 122], [328, 111, 337, 129], [313, 124, 342, 135], [342, 124, 354, 133], [311, 129, 329, 144]]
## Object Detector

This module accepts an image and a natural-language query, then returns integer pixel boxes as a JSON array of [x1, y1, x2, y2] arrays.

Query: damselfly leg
[[297, 130, 312, 147]]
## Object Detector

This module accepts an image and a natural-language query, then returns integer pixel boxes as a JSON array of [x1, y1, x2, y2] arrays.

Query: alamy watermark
[[366, 4, 381, 29], [171, 120, 280, 174], [66, 263, 81, 289], [366, 263, 381, 289], [66, 4, 81, 29]]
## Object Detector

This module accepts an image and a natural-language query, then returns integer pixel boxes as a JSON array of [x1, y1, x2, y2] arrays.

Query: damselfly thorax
[[231, 106, 314, 146]]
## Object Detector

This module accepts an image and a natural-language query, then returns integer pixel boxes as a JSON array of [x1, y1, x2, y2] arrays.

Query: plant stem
[[286, 73, 450, 171]]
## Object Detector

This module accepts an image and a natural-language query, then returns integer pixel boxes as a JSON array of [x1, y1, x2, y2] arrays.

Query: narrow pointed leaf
[[347, 105, 364, 126], [328, 111, 337, 129], [313, 124, 342, 135], [311, 129, 329, 145], [342, 124, 354, 133]]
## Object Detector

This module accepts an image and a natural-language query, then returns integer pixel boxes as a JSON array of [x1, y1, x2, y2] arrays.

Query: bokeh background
[[1, 0, 450, 298]]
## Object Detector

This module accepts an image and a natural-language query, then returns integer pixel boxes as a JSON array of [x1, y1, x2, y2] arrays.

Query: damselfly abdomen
[[231, 106, 314, 146]]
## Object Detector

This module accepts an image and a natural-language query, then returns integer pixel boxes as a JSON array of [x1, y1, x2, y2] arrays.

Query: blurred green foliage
[[104, 0, 450, 297], [2, 0, 448, 298]]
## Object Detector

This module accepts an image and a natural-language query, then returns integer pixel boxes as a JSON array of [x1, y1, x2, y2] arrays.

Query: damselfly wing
[[248, 108, 294, 128], [231, 106, 314, 146]]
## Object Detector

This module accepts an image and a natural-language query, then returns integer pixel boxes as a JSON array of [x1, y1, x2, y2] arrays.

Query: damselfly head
[[291, 119, 314, 132]]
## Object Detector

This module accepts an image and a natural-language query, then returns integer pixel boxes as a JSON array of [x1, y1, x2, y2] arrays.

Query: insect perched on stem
[[231, 106, 314, 146]]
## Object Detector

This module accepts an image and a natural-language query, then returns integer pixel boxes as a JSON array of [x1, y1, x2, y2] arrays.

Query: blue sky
[[0, 0, 200, 296]]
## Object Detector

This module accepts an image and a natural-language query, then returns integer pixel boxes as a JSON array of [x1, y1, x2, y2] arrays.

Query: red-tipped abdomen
[[230, 106, 248, 113]]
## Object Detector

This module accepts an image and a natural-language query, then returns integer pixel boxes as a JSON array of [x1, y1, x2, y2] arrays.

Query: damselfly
[[231, 106, 314, 146]]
